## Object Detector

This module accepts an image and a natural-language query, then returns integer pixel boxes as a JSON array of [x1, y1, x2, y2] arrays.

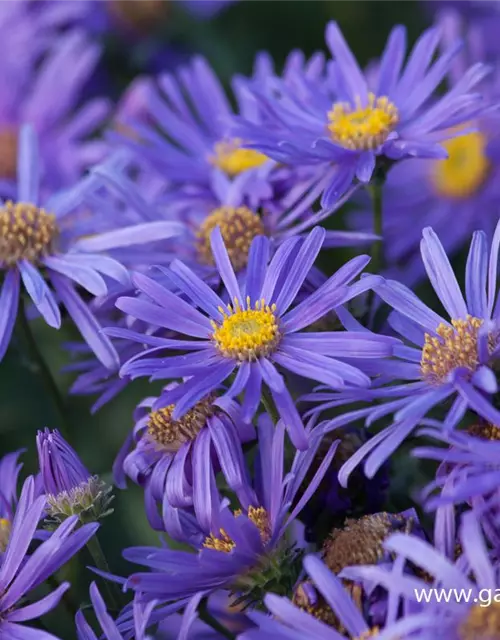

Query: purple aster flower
[[350, 9, 500, 286], [37, 428, 114, 524], [123, 416, 338, 608], [343, 510, 500, 639], [411, 421, 500, 547], [318, 221, 500, 483], [0, 475, 98, 639], [112, 227, 395, 450], [241, 554, 409, 640], [230, 21, 489, 208], [76, 582, 154, 640], [111, 54, 326, 210], [0, 126, 184, 368], [113, 381, 254, 533], [0, 6, 110, 195]]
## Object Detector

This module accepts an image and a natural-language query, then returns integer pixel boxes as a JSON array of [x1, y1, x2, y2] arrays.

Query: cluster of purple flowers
[[4, 1, 500, 639]]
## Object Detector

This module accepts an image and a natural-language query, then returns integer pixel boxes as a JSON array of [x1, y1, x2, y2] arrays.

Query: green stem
[[198, 597, 236, 640], [369, 177, 384, 276], [15, 296, 70, 438], [86, 535, 120, 610], [366, 174, 386, 325], [261, 385, 279, 424]]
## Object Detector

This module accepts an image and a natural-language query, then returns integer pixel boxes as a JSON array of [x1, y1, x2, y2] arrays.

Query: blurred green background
[[0, 0, 432, 634]]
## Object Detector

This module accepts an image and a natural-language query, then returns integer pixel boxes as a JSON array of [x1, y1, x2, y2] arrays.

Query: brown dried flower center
[[0, 201, 58, 266], [197, 206, 265, 272], [460, 602, 500, 639], [467, 422, 500, 441], [147, 395, 215, 453], [109, 0, 168, 31], [323, 513, 407, 574]]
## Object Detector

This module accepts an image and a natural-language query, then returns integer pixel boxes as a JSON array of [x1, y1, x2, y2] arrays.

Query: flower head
[[0, 475, 98, 636], [113, 227, 395, 449], [37, 428, 113, 524], [124, 416, 338, 608], [318, 222, 500, 483], [230, 21, 489, 208], [114, 382, 254, 533], [0, 127, 185, 368], [350, 9, 500, 286]]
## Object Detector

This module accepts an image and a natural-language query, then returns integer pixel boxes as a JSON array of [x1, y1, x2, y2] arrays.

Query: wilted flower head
[[343, 510, 500, 639], [37, 428, 113, 524], [241, 554, 409, 639]]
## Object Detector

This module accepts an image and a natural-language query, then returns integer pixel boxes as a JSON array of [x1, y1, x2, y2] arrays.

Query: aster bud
[[36, 429, 114, 525]]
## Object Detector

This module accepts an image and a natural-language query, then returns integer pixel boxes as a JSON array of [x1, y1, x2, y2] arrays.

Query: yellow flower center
[[0, 518, 11, 552], [327, 93, 399, 151], [108, 0, 168, 31], [432, 130, 489, 199], [203, 506, 270, 553], [353, 630, 380, 640], [420, 316, 495, 385], [210, 139, 268, 177], [211, 298, 280, 361], [460, 602, 500, 639], [0, 128, 18, 179], [147, 395, 215, 453], [0, 201, 58, 267], [196, 206, 265, 272], [293, 581, 339, 627]]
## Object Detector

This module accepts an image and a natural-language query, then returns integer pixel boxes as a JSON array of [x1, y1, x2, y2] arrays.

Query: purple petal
[[421, 227, 467, 319], [19, 261, 60, 328], [51, 275, 119, 370], [0, 269, 20, 361]]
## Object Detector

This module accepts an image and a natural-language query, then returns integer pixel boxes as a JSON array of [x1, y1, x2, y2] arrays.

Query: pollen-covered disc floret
[[432, 130, 489, 200], [460, 602, 500, 640], [327, 92, 399, 151], [147, 395, 216, 453], [196, 206, 265, 272], [467, 422, 500, 441], [210, 138, 268, 177], [293, 581, 339, 628], [0, 201, 58, 267], [203, 506, 271, 553], [0, 518, 11, 552], [211, 297, 280, 361], [420, 316, 494, 385], [0, 128, 18, 179]]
